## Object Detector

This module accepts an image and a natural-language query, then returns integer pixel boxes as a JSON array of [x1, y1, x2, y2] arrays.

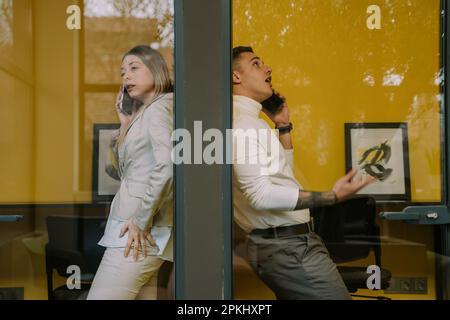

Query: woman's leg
[[87, 247, 164, 300], [135, 274, 158, 300], [135, 260, 175, 300]]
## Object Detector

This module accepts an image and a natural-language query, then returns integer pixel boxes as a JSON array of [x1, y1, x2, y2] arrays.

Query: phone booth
[[231, 0, 450, 300]]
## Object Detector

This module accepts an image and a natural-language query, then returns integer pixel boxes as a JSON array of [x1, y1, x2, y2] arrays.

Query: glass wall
[[233, 0, 447, 300], [0, 0, 174, 300], [1, 0, 449, 301]]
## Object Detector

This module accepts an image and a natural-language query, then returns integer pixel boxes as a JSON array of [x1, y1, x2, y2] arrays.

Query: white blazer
[[99, 93, 174, 261]]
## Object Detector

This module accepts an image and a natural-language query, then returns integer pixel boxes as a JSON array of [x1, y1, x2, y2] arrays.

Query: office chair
[[310, 196, 392, 300], [45, 216, 106, 300]]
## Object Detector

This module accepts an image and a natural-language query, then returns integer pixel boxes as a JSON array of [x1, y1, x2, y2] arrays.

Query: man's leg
[[247, 233, 351, 300]]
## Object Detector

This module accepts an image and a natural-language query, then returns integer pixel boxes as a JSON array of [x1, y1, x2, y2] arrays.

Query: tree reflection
[[84, 0, 174, 84], [234, 0, 442, 200], [0, 0, 13, 50]]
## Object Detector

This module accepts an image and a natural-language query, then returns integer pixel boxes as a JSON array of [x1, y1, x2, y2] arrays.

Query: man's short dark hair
[[233, 46, 253, 69]]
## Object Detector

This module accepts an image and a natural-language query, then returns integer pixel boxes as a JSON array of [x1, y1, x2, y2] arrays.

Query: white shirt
[[232, 95, 310, 233]]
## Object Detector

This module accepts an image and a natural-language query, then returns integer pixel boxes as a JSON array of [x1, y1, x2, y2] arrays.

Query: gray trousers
[[247, 231, 351, 300]]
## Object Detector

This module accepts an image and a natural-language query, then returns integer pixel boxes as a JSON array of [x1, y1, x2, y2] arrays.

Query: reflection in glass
[[234, 0, 442, 202], [81, 1, 175, 300], [84, 0, 174, 84], [0, 0, 12, 53], [233, 0, 444, 300], [0, 0, 174, 300], [86, 46, 174, 300]]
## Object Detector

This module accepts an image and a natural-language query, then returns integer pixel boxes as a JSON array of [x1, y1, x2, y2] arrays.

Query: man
[[232, 46, 374, 300]]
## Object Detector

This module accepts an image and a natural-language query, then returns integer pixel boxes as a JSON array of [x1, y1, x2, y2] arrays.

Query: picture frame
[[345, 122, 411, 201], [92, 123, 121, 203]]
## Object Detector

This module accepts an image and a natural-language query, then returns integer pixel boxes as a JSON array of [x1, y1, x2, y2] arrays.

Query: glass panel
[[0, 71, 33, 203], [0, 0, 36, 300], [81, 92, 118, 196], [0, 0, 33, 83], [232, 0, 447, 300], [84, 0, 174, 84], [0, 0, 13, 62], [81, 0, 174, 196], [0, 0, 174, 300]]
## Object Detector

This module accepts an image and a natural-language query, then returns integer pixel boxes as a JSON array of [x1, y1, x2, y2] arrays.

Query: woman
[[87, 45, 174, 300]]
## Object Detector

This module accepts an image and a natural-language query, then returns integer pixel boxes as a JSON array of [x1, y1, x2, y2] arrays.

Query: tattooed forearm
[[294, 190, 337, 210]]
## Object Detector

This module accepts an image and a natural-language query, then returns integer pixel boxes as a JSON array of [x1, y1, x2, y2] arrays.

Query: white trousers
[[87, 247, 164, 300]]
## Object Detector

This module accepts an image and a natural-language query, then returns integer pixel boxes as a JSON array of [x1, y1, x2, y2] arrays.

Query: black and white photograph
[[345, 123, 411, 201], [92, 123, 121, 202]]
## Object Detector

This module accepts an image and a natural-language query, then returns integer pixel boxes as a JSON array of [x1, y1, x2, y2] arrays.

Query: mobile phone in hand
[[119, 86, 134, 116], [261, 93, 284, 114]]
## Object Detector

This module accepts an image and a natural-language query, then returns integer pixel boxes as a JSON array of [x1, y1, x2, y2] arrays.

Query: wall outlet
[[385, 277, 427, 294]]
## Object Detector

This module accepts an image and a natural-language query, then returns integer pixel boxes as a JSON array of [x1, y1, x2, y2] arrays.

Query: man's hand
[[262, 91, 293, 150], [119, 219, 157, 261], [332, 169, 376, 202], [262, 91, 290, 127]]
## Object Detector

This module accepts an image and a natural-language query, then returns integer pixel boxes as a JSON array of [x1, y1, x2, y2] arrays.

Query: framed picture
[[92, 123, 121, 202], [345, 122, 411, 201]]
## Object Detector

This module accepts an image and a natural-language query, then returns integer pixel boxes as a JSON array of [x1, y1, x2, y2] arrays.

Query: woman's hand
[[115, 88, 133, 128], [119, 219, 157, 261]]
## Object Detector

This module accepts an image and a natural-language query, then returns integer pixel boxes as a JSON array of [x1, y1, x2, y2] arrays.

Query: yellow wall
[[33, 0, 80, 203], [233, 0, 442, 202], [0, 0, 173, 204], [0, 0, 34, 203], [0, 1, 174, 300], [0, 0, 81, 203]]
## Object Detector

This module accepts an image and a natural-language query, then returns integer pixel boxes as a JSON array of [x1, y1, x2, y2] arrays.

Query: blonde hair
[[118, 45, 173, 145]]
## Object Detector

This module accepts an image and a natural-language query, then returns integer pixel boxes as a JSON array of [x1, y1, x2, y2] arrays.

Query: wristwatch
[[276, 122, 293, 134]]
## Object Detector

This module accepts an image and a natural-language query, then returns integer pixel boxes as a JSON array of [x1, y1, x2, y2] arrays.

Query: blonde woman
[[87, 45, 174, 300]]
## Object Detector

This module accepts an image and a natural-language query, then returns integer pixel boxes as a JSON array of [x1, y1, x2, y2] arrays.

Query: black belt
[[251, 221, 314, 239]]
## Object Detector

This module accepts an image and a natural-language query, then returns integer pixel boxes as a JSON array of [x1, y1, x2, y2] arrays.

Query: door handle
[[380, 206, 450, 225], [0, 215, 24, 222]]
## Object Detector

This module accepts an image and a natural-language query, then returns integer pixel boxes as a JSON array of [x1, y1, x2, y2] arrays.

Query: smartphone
[[261, 93, 284, 114], [119, 85, 134, 115]]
